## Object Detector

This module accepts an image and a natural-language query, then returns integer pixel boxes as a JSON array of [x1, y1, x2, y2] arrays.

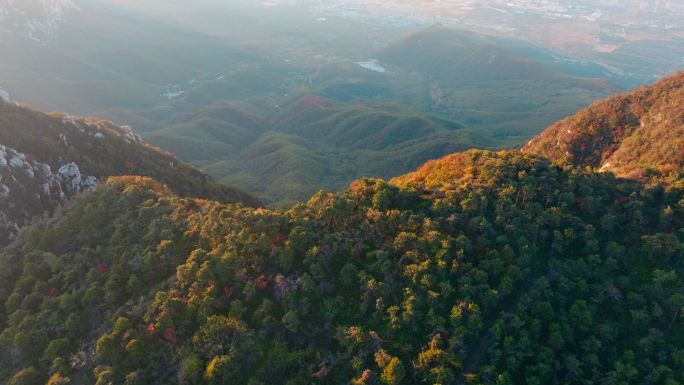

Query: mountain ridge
[[374, 25, 618, 138], [0, 99, 258, 244], [0, 147, 682, 385], [523, 71, 684, 187]]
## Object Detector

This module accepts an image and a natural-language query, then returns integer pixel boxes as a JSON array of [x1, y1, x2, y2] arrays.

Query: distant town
[[298, 0, 684, 55]]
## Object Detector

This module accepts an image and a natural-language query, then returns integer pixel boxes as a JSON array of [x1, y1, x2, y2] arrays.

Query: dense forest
[[0, 148, 682, 385]]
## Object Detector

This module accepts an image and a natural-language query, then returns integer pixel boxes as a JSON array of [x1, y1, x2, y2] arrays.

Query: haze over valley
[[2, 0, 681, 205]]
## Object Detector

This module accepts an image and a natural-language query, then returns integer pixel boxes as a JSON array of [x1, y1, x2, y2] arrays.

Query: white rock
[[0, 144, 6, 168], [41, 163, 52, 176], [82, 175, 97, 191], [94, 132, 105, 140], [62, 116, 77, 126], [0, 183, 9, 200], [56, 162, 97, 193], [9, 155, 25, 169], [57, 162, 82, 191], [0, 87, 9, 102]]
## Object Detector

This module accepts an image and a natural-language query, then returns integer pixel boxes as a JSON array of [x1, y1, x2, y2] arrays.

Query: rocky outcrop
[[0, 143, 97, 243], [57, 162, 97, 194], [0, 100, 259, 246]]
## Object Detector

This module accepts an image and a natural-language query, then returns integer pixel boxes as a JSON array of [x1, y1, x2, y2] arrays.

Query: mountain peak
[[523, 71, 684, 186], [390, 150, 548, 193]]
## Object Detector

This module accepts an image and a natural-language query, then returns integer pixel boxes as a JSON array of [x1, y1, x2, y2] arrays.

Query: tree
[[46, 373, 71, 385], [381, 358, 405, 385], [179, 355, 203, 385], [204, 355, 234, 384], [8, 367, 41, 385]]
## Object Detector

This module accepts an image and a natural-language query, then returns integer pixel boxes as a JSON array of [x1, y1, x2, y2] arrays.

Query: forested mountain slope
[[193, 96, 495, 207], [377, 25, 617, 136], [0, 100, 258, 244], [1, 148, 682, 385], [523, 71, 684, 186]]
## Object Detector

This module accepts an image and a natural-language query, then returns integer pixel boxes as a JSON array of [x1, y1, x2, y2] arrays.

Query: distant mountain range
[[377, 25, 617, 135], [1, 1, 677, 208]]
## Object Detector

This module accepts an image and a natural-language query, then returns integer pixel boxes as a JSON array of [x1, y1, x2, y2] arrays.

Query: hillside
[[379, 25, 566, 86], [151, 95, 498, 207], [1, 8, 620, 207], [139, 26, 620, 207], [0, 100, 258, 244], [523, 72, 684, 186], [0, 148, 682, 385], [377, 25, 617, 136]]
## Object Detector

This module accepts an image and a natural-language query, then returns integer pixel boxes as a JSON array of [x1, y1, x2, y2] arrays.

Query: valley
[[0, 1, 626, 205]]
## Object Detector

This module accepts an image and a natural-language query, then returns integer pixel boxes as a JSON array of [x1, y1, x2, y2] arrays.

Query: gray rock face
[[0, 183, 9, 200], [0, 143, 97, 243], [0, 103, 169, 245], [82, 175, 97, 191], [57, 162, 98, 193], [57, 162, 83, 193], [0, 144, 7, 168], [8, 153, 25, 169]]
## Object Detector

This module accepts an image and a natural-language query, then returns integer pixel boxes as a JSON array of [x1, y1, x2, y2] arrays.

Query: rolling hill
[[157, 95, 498, 207], [0, 146, 681, 385], [136, 25, 619, 207], [1, 3, 623, 208], [0, 100, 258, 245], [523, 71, 684, 187], [377, 25, 618, 137]]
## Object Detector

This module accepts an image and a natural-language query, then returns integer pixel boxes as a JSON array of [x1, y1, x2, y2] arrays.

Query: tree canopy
[[0, 150, 682, 385]]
